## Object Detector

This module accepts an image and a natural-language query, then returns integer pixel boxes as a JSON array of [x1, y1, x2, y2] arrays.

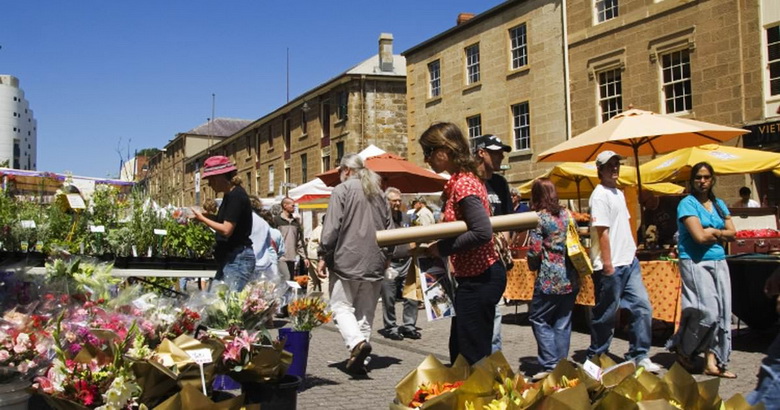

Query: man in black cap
[[473, 134, 513, 353]]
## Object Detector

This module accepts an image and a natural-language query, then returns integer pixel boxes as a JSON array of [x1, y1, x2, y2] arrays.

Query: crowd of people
[[187, 121, 778, 407]]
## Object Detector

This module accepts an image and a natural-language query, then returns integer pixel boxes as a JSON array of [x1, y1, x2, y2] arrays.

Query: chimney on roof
[[457, 13, 475, 25], [378, 33, 394, 72]]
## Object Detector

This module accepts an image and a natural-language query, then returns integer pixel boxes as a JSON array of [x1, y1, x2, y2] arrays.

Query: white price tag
[[66, 193, 87, 209], [20, 220, 36, 229], [154, 229, 168, 236], [583, 359, 602, 381], [186, 348, 213, 364], [287, 280, 302, 290], [90, 225, 105, 233]]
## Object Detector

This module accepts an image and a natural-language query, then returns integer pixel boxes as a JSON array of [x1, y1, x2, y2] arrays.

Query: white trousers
[[330, 276, 382, 351]]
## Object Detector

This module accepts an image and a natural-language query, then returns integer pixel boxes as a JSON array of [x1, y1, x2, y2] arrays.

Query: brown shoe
[[346, 341, 372, 374]]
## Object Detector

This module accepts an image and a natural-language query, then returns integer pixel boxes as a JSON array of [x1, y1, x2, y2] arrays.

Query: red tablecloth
[[504, 259, 682, 326]]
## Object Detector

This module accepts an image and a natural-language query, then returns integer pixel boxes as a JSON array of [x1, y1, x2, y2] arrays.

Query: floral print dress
[[527, 209, 578, 295]]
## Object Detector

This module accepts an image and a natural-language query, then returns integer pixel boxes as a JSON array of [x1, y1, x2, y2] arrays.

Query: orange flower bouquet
[[287, 297, 332, 332]]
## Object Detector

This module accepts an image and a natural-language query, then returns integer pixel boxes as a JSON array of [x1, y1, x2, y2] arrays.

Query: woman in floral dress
[[527, 178, 579, 380], [418, 122, 506, 365]]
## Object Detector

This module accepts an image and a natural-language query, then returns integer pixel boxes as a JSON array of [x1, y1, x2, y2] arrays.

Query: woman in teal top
[[667, 162, 737, 378]]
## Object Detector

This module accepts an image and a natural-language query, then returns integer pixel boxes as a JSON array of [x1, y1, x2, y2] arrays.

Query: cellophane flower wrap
[[0, 308, 53, 380], [44, 258, 122, 302], [216, 329, 291, 384], [33, 314, 143, 410], [287, 296, 332, 331], [195, 281, 282, 342]]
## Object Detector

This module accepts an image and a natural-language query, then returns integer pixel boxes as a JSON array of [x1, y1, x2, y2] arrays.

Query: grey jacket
[[319, 177, 392, 281]]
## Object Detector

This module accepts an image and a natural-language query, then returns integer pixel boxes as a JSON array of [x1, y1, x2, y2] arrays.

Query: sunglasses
[[694, 175, 713, 181], [422, 145, 437, 159]]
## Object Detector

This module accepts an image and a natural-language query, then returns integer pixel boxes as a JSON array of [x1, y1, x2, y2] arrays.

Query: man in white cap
[[586, 150, 661, 373], [473, 134, 513, 353]]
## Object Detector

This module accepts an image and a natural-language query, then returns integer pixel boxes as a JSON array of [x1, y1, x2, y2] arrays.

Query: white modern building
[[0, 75, 37, 170]]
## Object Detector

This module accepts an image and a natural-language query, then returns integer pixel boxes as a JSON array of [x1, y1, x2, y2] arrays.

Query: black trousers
[[449, 261, 507, 365]]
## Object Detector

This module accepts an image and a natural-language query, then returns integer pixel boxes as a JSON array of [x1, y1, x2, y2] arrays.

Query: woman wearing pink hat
[[190, 155, 256, 291]]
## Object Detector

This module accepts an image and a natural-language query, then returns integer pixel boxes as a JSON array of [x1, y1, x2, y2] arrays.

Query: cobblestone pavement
[[291, 302, 774, 409]]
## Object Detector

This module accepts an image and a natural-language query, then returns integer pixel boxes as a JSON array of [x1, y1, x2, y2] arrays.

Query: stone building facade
[[186, 34, 407, 202], [566, 0, 777, 204], [403, 0, 569, 184]]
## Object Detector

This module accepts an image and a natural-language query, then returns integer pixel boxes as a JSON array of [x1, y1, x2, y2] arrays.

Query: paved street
[[291, 302, 774, 409]]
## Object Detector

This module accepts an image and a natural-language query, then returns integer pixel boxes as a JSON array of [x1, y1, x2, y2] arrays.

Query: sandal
[[703, 367, 737, 379]]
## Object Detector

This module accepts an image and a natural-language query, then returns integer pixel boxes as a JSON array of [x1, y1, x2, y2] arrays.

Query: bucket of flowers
[[278, 296, 332, 383]]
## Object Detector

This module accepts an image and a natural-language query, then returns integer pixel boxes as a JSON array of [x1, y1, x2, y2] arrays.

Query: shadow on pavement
[[299, 375, 340, 391]]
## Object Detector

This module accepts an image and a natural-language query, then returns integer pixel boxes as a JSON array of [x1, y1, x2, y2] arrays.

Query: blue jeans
[[220, 246, 257, 291], [748, 333, 780, 409], [587, 257, 652, 361], [530, 290, 578, 371]]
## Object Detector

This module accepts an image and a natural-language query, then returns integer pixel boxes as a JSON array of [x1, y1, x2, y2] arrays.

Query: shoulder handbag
[[493, 232, 515, 270], [566, 210, 593, 276]]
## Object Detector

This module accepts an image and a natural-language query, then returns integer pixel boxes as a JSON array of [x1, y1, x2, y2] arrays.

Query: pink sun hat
[[201, 156, 237, 178]]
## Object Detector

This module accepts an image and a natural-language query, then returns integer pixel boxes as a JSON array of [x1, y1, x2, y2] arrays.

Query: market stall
[[504, 259, 682, 328]]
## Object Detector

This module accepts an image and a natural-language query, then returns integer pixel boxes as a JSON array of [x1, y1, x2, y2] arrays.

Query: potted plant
[[278, 296, 332, 382]]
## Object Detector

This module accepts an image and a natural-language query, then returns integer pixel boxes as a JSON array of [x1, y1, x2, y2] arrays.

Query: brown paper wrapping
[[376, 213, 539, 247], [534, 382, 591, 410], [152, 384, 245, 410], [153, 335, 225, 392], [131, 359, 180, 408], [228, 343, 293, 384], [39, 395, 90, 410], [394, 355, 470, 407]]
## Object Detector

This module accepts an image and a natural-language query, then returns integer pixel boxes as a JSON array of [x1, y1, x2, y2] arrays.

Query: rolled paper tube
[[376, 212, 539, 247]]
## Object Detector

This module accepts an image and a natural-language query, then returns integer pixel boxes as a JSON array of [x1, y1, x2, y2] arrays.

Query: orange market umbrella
[[639, 144, 780, 183], [536, 108, 749, 194], [317, 153, 447, 193]]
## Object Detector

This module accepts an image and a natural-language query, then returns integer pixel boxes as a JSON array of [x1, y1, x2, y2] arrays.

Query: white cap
[[595, 150, 622, 167]]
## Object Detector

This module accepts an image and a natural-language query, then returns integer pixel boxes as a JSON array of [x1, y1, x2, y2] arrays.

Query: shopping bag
[[567, 211, 593, 276], [403, 256, 424, 302]]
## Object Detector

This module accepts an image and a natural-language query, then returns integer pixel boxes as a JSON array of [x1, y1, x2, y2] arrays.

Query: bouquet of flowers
[[44, 258, 121, 301], [287, 296, 332, 332], [216, 330, 291, 384], [34, 316, 142, 409], [0, 311, 52, 379], [199, 281, 281, 342]]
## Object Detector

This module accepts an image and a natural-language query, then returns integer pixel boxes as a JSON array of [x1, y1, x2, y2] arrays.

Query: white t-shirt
[[731, 199, 760, 208], [589, 184, 636, 270]]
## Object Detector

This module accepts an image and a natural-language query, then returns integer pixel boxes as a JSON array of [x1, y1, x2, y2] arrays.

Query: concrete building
[[188, 33, 407, 201], [402, 0, 569, 184], [0, 75, 37, 170]]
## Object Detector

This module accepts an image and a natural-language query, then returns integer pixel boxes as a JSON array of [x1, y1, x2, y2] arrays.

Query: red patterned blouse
[[442, 171, 498, 277]]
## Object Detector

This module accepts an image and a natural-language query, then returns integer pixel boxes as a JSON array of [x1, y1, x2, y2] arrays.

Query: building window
[[268, 125, 273, 148], [246, 171, 252, 194], [467, 115, 482, 142], [598, 69, 623, 122], [245, 135, 251, 155], [322, 153, 331, 172], [301, 153, 308, 183], [336, 91, 348, 121], [301, 110, 308, 135], [509, 24, 528, 70], [428, 60, 441, 98], [268, 165, 274, 193], [284, 118, 292, 151], [284, 166, 291, 186], [336, 141, 345, 166], [465, 44, 480, 84], [661, 49, 692, 113], [768, 26, 780, 96], [512, 102, 531, 150], [595, 0, 618, 23]]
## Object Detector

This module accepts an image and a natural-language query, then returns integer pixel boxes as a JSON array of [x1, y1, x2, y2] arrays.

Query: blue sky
[[1, 1, 501, 178]]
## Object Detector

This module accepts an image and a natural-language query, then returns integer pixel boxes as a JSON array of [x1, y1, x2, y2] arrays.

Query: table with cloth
[[504, 259, 682, 328]]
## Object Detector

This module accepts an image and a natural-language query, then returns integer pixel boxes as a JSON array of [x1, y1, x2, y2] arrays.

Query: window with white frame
[[598, 69, 623, 122], [465, 44, 480, 84], [428, 60, 441, 98], [595, 0, 618, 23], [467, 115, 482, 142], [268, 165, 274, 193], [661, 49, 692, 113], [512, 102, 531, 150], [322, 153, 330, 172], [768, 25, 780, 96], [509, 24, 528, 69]]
